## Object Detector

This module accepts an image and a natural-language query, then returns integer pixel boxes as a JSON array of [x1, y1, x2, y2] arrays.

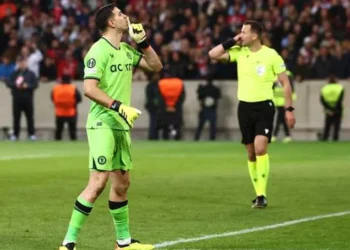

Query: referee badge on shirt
[[256, 65, 266, 76]]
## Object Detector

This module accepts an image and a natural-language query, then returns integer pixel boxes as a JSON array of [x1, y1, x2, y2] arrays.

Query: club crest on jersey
[[97, 156, 107, 165], [126, 52, 132, 60], [87, 58, 96, 68], [256, 65, 265, 76]]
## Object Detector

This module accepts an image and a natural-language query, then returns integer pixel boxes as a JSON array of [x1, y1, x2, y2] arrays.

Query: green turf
[[0, 141, 349, 250]]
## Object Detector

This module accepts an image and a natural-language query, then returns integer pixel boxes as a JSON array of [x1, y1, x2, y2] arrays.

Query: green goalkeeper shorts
[[87, 129, 132, 171]]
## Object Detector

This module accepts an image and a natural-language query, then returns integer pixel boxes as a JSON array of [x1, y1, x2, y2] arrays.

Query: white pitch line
[[151, 154, 233, 158], [155, 211, 350, 248], [0, 154, 54, 161], [0, 153, 86, 161]]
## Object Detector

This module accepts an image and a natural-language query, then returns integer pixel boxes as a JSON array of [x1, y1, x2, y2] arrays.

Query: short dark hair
[[244, 20, 263, 39], [95, 3, 116, 32]]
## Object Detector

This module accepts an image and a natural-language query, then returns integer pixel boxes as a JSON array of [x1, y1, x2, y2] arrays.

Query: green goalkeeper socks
[[248, 160, 259, 196], [256, 154, 270, 197], [109, 200, 131, 245], [63, 197, 94, 244]]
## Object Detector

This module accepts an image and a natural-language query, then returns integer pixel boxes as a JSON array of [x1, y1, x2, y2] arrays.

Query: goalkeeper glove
[[127, 17, 149, 49], [109, 100, 142, 128]]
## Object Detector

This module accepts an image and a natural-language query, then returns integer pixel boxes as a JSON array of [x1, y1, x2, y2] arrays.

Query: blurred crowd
[[1, 0, 350, 84]]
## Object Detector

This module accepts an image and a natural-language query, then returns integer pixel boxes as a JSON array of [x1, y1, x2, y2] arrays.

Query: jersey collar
[[101, 37, 120, 50]]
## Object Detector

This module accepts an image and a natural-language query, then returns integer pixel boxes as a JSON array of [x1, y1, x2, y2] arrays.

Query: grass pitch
[[0, 141, 349, 250]]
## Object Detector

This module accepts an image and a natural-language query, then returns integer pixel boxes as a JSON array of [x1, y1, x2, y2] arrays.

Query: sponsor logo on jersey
[[110, 64, 133, 72]]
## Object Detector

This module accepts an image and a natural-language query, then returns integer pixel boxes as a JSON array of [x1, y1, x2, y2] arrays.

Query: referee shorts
[[237, 100, 275, 145]]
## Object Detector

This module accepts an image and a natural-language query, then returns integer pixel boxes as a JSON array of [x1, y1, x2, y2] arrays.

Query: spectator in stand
[[0, 0, 349, 83], [57, 49, 78, 81], [40, 56, 57, 83], [313, 42, 333, 79], [0, 0, 17, 20], [20, 43, 43, 79], [0, 53, 15, 83]]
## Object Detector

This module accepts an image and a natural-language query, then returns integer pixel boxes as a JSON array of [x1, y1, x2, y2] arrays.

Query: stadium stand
[[0, 0, 349, 141], [0, 0, 350, 82]]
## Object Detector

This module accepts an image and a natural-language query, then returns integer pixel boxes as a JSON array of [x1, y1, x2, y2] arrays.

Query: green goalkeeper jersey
[[84, 37, 142, 130]]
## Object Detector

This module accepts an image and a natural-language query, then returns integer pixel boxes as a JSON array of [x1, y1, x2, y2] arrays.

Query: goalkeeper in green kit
[[59, 4, 162, 250]]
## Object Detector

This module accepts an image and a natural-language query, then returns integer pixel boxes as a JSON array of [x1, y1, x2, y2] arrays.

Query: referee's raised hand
[[234, 33, 243, 45]]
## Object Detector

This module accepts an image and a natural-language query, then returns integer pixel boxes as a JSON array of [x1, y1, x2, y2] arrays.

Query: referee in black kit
[[209, 20, 296, 208]]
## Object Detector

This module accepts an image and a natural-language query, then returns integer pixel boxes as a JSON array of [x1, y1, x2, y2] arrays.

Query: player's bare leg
[[81, 171, 110, 202], [60, 171, 110, 250], [109, 171, 154, 250]]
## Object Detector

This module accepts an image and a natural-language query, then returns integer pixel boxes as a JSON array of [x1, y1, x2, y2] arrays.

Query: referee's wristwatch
[[285, 106, 295, 112]]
